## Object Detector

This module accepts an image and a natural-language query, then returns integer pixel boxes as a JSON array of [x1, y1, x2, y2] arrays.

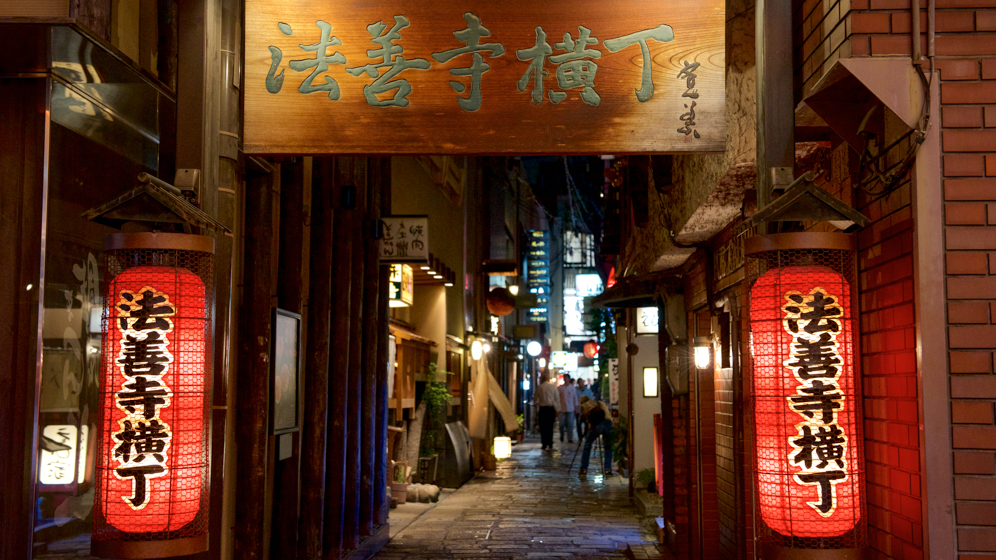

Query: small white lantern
[[494, 436, 512, 459]]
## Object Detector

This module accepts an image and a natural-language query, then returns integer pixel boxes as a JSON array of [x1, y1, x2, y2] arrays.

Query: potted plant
[[515, 414, 525, 443], [611, 417, 629, 477], [391, 462, 408, 504], [417, 363, 452, 484]]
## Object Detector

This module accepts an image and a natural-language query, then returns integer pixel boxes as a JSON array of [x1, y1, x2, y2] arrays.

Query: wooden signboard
[[245, 0, 725, 155]]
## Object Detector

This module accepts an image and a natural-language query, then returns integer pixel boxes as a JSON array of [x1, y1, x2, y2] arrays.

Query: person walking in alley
[[535, 372, 560, 450], [559, 375, 579, 443], [577, 396, 614, 477]]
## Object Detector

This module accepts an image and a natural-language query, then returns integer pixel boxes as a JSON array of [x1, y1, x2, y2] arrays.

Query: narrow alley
[[375, 440, 662, 560]]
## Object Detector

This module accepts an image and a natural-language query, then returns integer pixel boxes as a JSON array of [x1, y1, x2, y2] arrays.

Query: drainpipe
[[755, 0, 795, 235], [912, 0, 921, 62]]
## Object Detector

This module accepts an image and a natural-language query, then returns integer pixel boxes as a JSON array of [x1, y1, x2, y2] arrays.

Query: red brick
[[986, 58, 996, 79], [871, 34, 913, 56], [953, 400, 996, 423], [938, 59, 982, 80], [951, 326, 996, 348], [948, 227, 996, 250], [947, 130, 996, 152], [955, 451, 996, 474], [946, 154, 986, 178], [990, 204, 996, 225], [958, 502, 996, 526], [948, 252, 990, 274], [946, 178, 996, 200], [937, 11, 978, 32], [850, 34, 870, 56], [948, 203, 989, 224], [957, 476, 996, 501], [951, 351, 993, 373], [945, 107, 985, 128], [950, 301, 991, 323], [938, 34, 996, 56], [953, 376, 996, 399], [851, 12, 891, 33], [981, 11, 996, 32], [944, 83, 996, 105], [987, 106, 996, 127], [988, 156, 996, 177], [959, 527, 996, 552]]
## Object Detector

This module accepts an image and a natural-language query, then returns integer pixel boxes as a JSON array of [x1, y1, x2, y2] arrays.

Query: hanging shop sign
[[635, 306, 659, 335], [245, 0, 725, 155], [39, 424, 88, 487], [608, 358, 619, 408], [749, 265, 863, 538], [389, 264, 414, 307], [92, 233, 213, 558], [380, 216, 428, 263]]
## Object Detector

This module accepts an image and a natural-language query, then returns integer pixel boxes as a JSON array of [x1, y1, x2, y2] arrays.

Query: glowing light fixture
[[526, 341, 542, 357], [746, 232, 866, 550], [643, 367, 659, 398], [92, 232, 213, 557], [494, 436, 512, 459], [509, 284, 519, 295], [693, 337, 711, 369], [538, 358, 547, 369], [483, 342, 492, 354], [471, 340, 483, 361]]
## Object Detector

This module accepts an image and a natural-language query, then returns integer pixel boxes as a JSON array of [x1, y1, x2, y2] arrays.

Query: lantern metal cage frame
[[92, 232, 214, 559], [745, 232, 868, 555]]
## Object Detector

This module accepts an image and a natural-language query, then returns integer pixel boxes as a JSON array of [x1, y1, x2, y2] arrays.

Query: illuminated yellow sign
[[389, 264, 414, 307]]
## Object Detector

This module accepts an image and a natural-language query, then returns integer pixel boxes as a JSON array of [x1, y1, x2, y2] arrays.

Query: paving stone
[[372, 439, 661, 559]]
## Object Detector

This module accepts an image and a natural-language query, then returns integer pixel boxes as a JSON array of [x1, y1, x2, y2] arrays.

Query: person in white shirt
[[558, 375, 580, 444], [535, 373, 561, 450]]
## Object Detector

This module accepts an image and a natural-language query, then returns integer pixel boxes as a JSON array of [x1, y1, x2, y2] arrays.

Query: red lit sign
[[749, 266, 862, 537], [96, 265, 206, 533]]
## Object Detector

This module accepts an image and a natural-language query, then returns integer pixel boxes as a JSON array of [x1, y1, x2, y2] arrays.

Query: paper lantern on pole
[[583, 342, 598, 358], [746, 233, 866, 553], [486, 286, 516, 316], [92, 233, 213, 558]]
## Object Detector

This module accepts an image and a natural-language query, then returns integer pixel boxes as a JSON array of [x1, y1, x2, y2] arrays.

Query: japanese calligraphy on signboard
[[380, 216, 428, 263], [749, 265, 863, 538], [245, 0, 724, 154]]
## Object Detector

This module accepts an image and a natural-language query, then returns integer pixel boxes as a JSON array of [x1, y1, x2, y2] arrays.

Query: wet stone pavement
[[374, 438, 661, 559]]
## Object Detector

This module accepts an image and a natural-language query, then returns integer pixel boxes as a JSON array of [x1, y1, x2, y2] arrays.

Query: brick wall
[[940, 48, 996, 558]]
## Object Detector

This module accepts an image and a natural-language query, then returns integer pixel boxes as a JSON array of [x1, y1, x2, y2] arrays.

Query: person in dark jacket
[[577, 396, 613, 476]]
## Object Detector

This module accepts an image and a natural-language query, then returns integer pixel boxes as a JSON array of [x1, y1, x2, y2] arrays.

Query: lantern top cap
[[104, 232, 216, 254], [83, 173, 231, 234], [745, 231, 856, 255], [748, 171, 869, 232]]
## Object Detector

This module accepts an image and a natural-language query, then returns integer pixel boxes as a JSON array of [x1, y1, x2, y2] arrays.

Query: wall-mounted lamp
[[643, 367, 659, 398], [509, 284, 520, 296], [538, 358, 547, 369], [693, 336, 711, 369], [471, 340, 483, 361], [483, 343, 492, 354], [526, 340, 542, 357]]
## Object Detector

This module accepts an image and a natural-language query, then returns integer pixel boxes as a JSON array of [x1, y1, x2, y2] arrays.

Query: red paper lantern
[[749, 265, 863, 539], [93, 234, 213, 558], [583, 342, 598, 358], [486, 286, 515, 317]]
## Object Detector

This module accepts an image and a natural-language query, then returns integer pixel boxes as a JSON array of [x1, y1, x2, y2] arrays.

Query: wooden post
[[324, 159, 354, 557], [234, 163, 276, 560], [359, 159, 382, 536], [298, 159, 335, 560], [373, 158, 392, 526], [344, 162, 367, 550], [657, 302, 675, 527]]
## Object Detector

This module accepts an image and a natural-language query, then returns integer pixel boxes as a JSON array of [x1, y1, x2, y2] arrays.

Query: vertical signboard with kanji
[[608, 358, 619, 410], [380, 216, 428, 263]]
